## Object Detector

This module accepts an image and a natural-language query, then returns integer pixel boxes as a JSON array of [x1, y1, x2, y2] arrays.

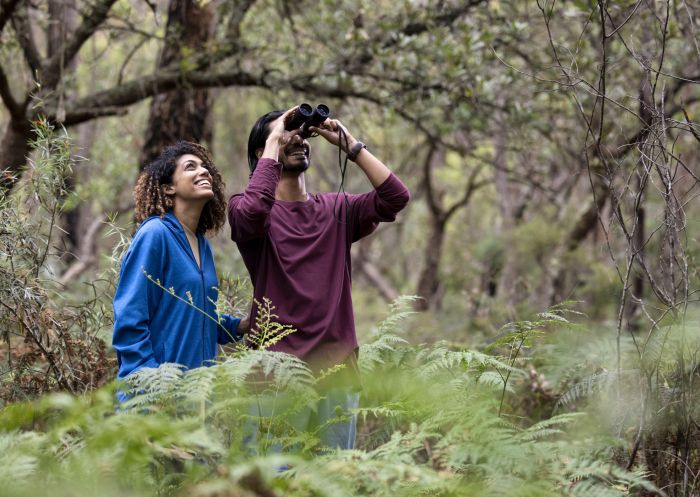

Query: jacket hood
[[139, 212, 197, 263]]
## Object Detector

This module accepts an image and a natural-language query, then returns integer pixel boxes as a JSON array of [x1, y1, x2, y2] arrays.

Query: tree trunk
[[493, 121, 520, 313], [0, 117, 31, 190], [550, 171, 610, 304], [139, 0, 214, 167], [415, 217, 446, 311]]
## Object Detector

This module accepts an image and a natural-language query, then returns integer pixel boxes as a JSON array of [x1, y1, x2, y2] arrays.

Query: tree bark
[[0, 117, 31, 189], [139, 0, 215, 167], [550, 170, 610, 304], [415, 217, 447, 311], [493, 121, 520, 312]]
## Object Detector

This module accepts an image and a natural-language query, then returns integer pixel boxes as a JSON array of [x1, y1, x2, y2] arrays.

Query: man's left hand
[[309, 119, 358, 154]]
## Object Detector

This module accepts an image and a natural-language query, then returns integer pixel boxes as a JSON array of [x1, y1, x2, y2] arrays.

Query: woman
[[113, 141, 247, 381]]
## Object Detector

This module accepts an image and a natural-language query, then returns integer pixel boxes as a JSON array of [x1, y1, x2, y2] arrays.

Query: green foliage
[[0, 298, 661, 497], [0, 118, 115, 403]]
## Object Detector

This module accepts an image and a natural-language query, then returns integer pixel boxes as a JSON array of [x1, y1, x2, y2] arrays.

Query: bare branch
[[10, 2, 43, 77], [59, 69, 263, 125], [58, 215, 104, 286], [42, 0, 119, 90], [422, 143, 443, 218], [354, 241, 399, 303], [445, 165, 488, 220], [0, 0, 20, 33]]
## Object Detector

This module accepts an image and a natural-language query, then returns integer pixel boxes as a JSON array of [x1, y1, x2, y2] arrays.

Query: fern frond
[[555, 370, 618, 411]]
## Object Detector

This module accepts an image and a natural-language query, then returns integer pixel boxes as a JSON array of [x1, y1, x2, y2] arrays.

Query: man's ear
[[256, 148, 264, 159]]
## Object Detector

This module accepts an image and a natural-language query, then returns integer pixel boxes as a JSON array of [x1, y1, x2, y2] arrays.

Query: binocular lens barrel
[[285, 103, 313, 131], [284, 103, 331, 138]]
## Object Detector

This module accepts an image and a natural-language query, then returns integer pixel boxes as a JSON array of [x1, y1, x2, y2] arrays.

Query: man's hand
[[313, 117, 391, 188], [309, 118, 359, 154], [261, 107, 303, 163], [267, 107, 303, 147]]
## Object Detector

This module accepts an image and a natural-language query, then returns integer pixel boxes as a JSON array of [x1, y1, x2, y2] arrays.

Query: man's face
[[274, 124, 311, 173]]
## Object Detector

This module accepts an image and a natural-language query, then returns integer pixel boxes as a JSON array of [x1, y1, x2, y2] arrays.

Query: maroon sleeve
[[347, 173, 410, 242], [228, 158, 282, 242]]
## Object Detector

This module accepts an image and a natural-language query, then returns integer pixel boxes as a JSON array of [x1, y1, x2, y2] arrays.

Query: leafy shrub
[[0, 118, 115, 404], [0, 298, 659, 497]]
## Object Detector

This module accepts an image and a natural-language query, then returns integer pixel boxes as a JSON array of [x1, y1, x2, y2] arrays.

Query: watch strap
[[347, 141, 367, 162]]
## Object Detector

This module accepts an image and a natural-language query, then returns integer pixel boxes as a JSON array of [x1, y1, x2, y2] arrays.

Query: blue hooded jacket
[[113, 211, 241, 379]]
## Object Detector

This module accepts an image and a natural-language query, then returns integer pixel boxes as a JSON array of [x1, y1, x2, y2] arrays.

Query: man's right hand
[[261, 107, 301, 164]]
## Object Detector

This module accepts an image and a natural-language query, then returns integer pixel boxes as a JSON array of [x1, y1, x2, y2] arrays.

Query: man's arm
[[310, 119, 391, 188], [228, 108, 301, 242], [310, 119, 410, 241], [228, 159, 281, 241]]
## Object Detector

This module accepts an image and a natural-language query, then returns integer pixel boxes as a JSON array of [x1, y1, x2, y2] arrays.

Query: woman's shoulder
[[132, 216, 170, 244]]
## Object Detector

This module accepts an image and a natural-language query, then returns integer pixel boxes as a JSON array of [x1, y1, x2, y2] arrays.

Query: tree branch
[[58, 69, 263, 125], [224, 0, 256, 40], [422, 143, 443, 218], [11, 2, 43, 76], [58, 215, 104, 286], [383, 0, 488, 48], [42, 0, 119, 90], [0, 0, 20, 33], [445, 164, 488, 220]]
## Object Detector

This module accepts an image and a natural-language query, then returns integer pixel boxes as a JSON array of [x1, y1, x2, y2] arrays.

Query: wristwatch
[[347, 141, 367, 162]]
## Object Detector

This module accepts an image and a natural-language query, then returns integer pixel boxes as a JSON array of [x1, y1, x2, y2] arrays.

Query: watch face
[[350, 142, 366, 160]]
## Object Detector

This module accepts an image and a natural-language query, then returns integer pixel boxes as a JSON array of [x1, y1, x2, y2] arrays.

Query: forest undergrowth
[[0, 295, 668, 497], [1, 121, 698, 497]]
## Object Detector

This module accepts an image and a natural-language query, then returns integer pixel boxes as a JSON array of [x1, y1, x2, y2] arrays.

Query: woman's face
[[165, 154, 215, 204]]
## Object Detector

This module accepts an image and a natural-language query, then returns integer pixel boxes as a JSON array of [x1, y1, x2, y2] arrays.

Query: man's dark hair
[[247, 110, 283, 173], [134, 141, 227, 235]]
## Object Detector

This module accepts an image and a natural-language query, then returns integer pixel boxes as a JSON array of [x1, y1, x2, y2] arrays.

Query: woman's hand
[[238, 315, 250, 335]]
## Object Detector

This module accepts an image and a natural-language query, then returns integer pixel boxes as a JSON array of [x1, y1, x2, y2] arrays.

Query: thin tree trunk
[[493, 122, 519, 313], [416, 217, 446, 311], [550, 171, 610, 304]]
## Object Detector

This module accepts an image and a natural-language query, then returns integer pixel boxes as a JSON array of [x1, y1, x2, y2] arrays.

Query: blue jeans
[[246, 387, 360, 452]]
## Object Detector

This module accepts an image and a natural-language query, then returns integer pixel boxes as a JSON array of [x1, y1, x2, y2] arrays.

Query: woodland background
[[1, 0, 699, 496]]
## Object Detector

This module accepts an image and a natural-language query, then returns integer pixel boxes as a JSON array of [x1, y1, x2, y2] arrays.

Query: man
[[228, 106, 410, 449]]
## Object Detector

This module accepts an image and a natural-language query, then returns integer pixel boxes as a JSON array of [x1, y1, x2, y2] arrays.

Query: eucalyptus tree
[[0, 0, 489, 190]]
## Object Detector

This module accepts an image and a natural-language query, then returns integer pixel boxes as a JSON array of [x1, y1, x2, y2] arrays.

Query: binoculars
[[285, 103, 330, 139]]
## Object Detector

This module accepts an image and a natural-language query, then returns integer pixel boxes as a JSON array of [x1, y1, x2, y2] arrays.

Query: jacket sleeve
[[217, 314, 242, 344], [228, 158, 282, 242], [347, 172, 410, 242], [112, 227, 164, 379]]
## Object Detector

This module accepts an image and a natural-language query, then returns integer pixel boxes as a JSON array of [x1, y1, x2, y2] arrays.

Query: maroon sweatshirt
[[228, 158, 410, 371]]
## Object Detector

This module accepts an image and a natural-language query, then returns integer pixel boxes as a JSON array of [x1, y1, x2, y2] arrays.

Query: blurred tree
[[139, 0, 216, 167]]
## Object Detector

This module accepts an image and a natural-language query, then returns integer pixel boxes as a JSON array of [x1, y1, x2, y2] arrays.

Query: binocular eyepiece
[[285, 103, 330, 139]]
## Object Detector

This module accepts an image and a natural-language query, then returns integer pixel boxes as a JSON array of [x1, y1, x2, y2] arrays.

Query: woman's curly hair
[[134, 141, 227, 235]]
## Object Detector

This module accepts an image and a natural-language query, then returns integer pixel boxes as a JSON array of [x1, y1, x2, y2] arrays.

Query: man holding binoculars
[[228, 104, 410, 450]]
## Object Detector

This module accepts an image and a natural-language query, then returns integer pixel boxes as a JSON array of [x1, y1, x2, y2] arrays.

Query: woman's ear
[[163, 184, 175, 195], [256, 148, 263, 159]]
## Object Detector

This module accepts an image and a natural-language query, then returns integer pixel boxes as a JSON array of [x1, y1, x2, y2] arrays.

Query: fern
[[0, 298, 665, 497], [247, 297, 298, 349]]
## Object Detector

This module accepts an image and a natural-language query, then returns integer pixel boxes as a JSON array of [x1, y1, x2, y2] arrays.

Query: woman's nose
[[197, 165, 212, 179]]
